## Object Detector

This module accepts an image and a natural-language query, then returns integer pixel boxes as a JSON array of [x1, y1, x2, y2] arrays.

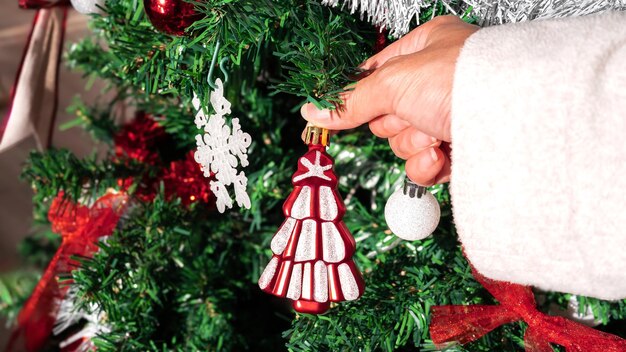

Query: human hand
[[301, 16, 479, 186]]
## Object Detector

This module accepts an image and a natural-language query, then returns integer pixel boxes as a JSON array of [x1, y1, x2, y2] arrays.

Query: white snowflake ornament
[[193, 78, 252, 213]]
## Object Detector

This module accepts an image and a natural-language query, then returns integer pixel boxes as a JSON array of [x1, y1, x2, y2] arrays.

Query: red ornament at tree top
[[258, 126, 365, 314], [143, 0, 202, 36]]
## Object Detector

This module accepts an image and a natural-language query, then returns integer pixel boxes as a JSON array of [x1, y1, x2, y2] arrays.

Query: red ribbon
[[6, 191, 127, 352], [430, 266, 626, 351], [0, 0, 69, 151]]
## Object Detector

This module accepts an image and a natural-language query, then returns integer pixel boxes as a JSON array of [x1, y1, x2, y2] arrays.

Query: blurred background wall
[[0, 8, 96, 345]]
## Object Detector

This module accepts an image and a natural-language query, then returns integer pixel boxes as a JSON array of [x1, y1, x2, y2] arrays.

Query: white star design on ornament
[[293, 151, 332, 182]]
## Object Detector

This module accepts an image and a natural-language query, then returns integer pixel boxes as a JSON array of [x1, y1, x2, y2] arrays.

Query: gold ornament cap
[[302, 124, 330, 146]]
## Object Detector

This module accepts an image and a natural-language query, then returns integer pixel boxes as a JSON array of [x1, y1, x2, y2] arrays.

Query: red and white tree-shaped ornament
[[258, 126, 364, 314]]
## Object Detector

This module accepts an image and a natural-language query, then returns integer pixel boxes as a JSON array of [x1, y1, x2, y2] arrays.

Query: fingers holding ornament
[[391, 129, 441, 160], [433, 150, 451, 184], [404, 146, 446, 186], [368, 114, 411, 138]]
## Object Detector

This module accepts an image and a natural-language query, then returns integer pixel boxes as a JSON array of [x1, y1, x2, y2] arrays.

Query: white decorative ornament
[[337, 263, 359, 300], [321, 0, 428, 38], [313, 260, 329, 302], [294, 219, 317, 262], [291, 186, 312, 219], [258, 257, 279, 290], [320, 0, 626, 38], [293, 151, 332, 182], [321, 222, 346, 263], [384, 177, 440, 241], [70, 0, 105, 14], [271, 218, 296, 255], [286, 263, 303, 299], [193, 78, 252, 213], [319, 186, 338, 221], [54, 287, 111, 351]]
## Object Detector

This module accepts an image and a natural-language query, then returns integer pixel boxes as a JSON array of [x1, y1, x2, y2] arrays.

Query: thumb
[[301, 67, 399, 130]]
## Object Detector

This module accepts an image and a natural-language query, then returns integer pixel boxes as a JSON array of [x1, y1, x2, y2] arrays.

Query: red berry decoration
[[258, 126, 365, 314], [143, 0, 202, 36]]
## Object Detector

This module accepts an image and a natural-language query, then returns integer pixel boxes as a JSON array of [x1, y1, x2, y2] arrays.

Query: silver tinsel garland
[[321, 0, 626, 38]]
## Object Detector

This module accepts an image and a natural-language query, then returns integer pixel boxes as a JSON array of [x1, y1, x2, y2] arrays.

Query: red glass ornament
[[258, 139, 365, 314], [143, 0, 202, 36]]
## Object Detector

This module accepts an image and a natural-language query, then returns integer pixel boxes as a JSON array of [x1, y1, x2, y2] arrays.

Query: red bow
[[430, 266, 626, 352], [6, 191, 127, 352]]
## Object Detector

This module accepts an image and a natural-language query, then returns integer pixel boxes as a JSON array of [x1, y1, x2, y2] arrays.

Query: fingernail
[[344, 82, 358, 89], [416, 148, 440, 173], [429, 148, 439, 162], [304, 104, 331, 121], [351, 69, 374, 81], [300, 104, 309, 120]]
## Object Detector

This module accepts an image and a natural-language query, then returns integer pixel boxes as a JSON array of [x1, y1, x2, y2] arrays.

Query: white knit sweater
[[450, 11, 626, 300]]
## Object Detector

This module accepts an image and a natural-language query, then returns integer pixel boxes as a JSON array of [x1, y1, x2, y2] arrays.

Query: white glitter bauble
[[384, 182, 440, 241], [70, 0, 105, 14]]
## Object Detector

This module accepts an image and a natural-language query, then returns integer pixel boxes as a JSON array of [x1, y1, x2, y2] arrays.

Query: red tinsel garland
[[162, 151, 215, 206], [114, 112, 167, 165], [430, 265, 626, 351], [114, 113, 214, 206], [6, 191, 127, 352]]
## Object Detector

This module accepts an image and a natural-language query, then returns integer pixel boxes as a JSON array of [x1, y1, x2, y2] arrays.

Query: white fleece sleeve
[[450, 11, 626, 300]]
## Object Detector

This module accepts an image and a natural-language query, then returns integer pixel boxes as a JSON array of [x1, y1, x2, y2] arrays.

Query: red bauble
[[258, 140, 365, 314], [143, 0, 202, 36]]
